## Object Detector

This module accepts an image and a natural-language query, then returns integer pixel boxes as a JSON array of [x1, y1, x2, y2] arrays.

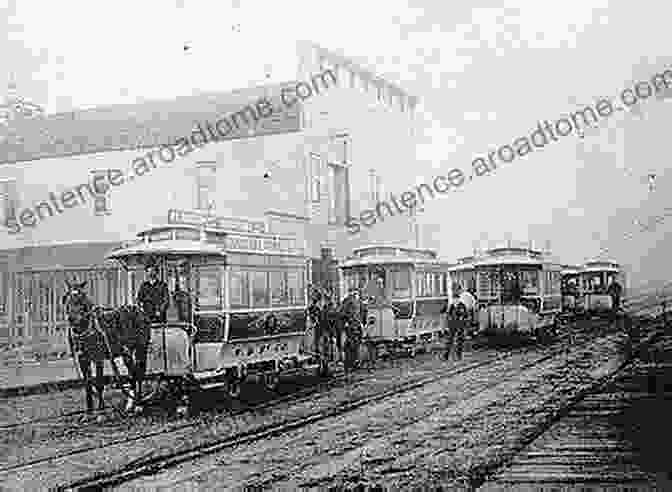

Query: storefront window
[[230, 269, 249, 308]]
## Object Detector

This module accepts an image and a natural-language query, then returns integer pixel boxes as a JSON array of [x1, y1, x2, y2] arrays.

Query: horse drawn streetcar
[[580, 260, 624, 319], [338, 245, 452, 358], [100, 213, 316, 409], [471, 246, 562, 342]]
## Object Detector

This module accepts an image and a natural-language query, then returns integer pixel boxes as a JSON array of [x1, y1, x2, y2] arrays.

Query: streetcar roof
[[105, 240, 226, 261], [339, 257, 447, 268], [447, 263, 475, 272], [583, 260, 620, 271], [582, 266, 621, 274], [473, 256, 544, 267], [561, 265, 582, 275]]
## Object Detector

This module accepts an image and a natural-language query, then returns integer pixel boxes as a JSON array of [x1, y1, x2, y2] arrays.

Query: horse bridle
[[64, 291, 101, 341]]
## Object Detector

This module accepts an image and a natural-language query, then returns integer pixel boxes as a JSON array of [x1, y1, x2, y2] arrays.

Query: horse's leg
[[122, 354, 137, 412], [134, 343, 148, 408], [95, 360, 105, 410], [79, 356, 94, 413]]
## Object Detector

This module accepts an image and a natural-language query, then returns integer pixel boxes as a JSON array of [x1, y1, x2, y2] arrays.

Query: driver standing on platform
[[607, 277, 623, 313], [137, 262, 170, 324]]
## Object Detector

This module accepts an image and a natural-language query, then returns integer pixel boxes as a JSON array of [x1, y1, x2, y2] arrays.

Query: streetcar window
[[428, 273, 435, 296], [287, 270, 305, 305], [391, 268, 411, 299], [195, 266, 221, 308], [344, 270, 366, 292], [149, 230, 172, 242], [270, 271, 289, 306], [251, 271, 269, 308], [415, 272, 424, 297], [230, 269, 250, 308], [175, 229, 201, 241], [433, 273, 443, 297], [520, 270, 538, 294]]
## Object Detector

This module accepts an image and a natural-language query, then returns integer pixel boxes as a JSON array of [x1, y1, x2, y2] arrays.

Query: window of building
[[0, 178, 18, 225], [0, 270, 8, 315], [327, 162, 350, 225], [196, 162, 217, 211], [90, 170, 112, 215], [309, 153, 321, 202], [377, 84, 384, 104], [359, 75, 368, 93]]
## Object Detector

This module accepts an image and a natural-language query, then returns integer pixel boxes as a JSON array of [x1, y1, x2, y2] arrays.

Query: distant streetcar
[[338, 245, 452, 357], [471, 246, 562, 342], [580, 260, 624, 318]]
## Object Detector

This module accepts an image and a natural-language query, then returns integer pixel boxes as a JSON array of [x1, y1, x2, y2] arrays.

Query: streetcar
[[103, 211, 318, 404], [338, 245, 452, 357], [580, 260, 623, 318], [472, 246, 562, 342], [560, 264, 583, 322]]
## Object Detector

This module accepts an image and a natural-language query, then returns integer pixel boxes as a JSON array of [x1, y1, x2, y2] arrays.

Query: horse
[[63, 279, 151, 414]]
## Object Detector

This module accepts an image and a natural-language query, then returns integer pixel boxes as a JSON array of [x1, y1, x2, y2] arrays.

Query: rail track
[[1, 300, 659, 490], [481, 324, 672, 488], [50, 323, 618, 491]]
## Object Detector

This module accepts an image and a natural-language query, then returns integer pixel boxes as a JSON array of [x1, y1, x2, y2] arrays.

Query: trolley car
[[580, 260, 623, 318], [473, 246, 562, 341], [104, 212, 316, 402], [338, 246, 452, 357]]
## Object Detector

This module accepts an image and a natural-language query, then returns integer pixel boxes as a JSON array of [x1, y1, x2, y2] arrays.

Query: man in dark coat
[[340, 289, 363, 371], [607, 279, 623, 312], [308, 289, 324, 358], [137, 264, 169, 324], [444, 299, 467, 361]]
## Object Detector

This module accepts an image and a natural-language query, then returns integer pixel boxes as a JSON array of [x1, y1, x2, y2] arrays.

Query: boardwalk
[[483, 327, 672, 490]]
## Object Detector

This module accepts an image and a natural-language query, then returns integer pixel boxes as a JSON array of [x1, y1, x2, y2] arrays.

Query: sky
[[1, 0, 671, 288]]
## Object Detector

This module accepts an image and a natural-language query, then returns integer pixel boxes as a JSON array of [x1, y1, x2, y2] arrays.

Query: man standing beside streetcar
[[340, 289, 364, 372]]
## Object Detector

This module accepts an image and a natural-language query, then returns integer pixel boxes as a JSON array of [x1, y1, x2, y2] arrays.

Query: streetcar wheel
[[137, 376, 164, 404], [264, 372, 280, 391], [227, 379, 241, 399]]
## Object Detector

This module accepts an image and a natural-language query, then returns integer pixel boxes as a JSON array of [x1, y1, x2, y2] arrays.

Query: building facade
[[0, 41, 421, 347]]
